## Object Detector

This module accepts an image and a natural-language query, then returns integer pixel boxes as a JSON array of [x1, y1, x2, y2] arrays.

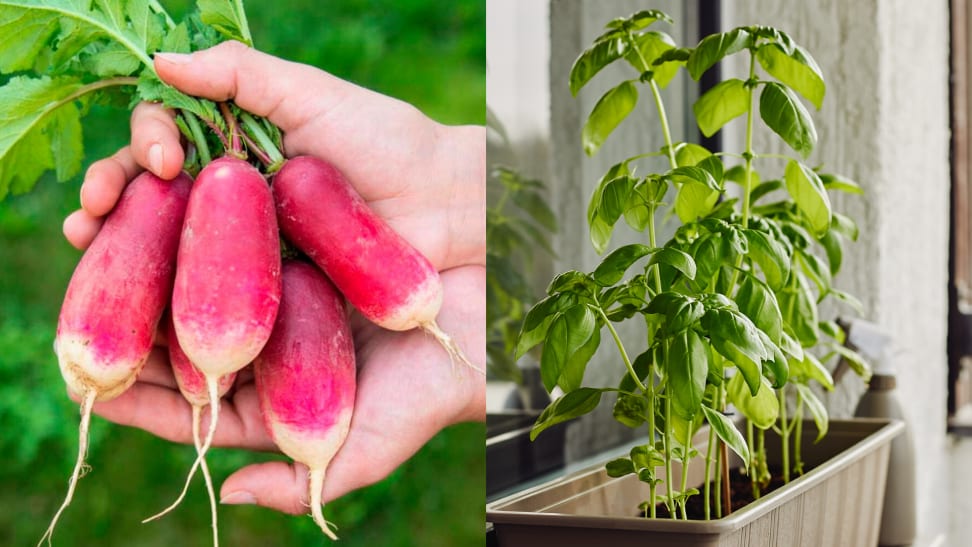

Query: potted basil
[[487, 9, 903, 546]]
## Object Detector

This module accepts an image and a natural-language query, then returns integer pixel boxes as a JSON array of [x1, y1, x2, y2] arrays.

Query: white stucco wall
[[723, 2, 951, 543], [487, 0, 550, 142]]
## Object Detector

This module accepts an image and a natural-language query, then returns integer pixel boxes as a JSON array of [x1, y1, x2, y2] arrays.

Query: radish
[[44, 171, 192, 545], [254, 260, 356, 539], [141, 314, 238, 546], [171, 156, 282, 521], [271, 155, 478, 372]]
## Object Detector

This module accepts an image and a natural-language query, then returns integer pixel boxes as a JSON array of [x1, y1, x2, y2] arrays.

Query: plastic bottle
[[851, 321, 916, 546]]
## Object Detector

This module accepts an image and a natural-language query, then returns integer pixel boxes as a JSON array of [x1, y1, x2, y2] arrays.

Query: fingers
[[66, 103, 183, 249], [66, 380, 192, 442], [130, 102, 184, 179], [79, 147, 140, 217], [154, 41, 358, 133], [134, 347, 178, 389], [74, 374, 276, 451], [65, 147, 139, 249], [62, 210, 104, 250]]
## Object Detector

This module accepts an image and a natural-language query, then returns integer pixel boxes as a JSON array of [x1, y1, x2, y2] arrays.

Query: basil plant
[[518, 9, 871, 520]]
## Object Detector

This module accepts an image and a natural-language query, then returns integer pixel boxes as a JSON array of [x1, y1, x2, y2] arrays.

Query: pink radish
[[254, 260, 356, 539], [271, 155, 478, 372], [171, 156, 282, 521], [141, 314, 238, 546], [44, 171, 192, 545]]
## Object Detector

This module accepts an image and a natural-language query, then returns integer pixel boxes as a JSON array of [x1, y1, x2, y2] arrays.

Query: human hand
[[63, 41, 486, 514]]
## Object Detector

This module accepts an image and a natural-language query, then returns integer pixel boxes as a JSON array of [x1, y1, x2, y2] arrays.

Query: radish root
[[193, 405, 220, 547], [422, 320, 484, 375], [38, 391, 96, 547], [153, 404, 221, 545], [309, 469, 338, 540], [143, 377, 221, 524]]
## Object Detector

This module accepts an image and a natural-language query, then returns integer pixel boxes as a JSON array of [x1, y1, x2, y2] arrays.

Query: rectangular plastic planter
[[487, 418, 903, 547], [487, 410, 569, 497]]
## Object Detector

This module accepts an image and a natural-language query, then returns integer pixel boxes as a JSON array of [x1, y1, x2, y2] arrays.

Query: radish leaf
[[0, 75, 84, 199], [161, 20, 191, 53], [85, 42, 141, 77], [137, 74, 224, 131], [0, 3, 59, 71], [198, 0, 252, 46], [0, 0, 278, 198], [0, 0, 162, 70], [48, 99, 84, 181]]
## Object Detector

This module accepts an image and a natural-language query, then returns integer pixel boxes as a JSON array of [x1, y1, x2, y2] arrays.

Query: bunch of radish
[[44, 136, 474, 546]]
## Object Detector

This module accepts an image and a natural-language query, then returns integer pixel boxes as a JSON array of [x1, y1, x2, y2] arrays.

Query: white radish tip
[[421, 320, 484, 377], [56, 334, 143, 400]]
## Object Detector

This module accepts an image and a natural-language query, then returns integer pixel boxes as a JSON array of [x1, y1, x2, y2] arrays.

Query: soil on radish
[[647, 466, 788, 520]]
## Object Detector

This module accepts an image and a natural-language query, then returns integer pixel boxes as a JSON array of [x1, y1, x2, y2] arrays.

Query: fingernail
[[220, 491, 257, 505], [154, 52, 193, 65], [148, 144, 164, 176]]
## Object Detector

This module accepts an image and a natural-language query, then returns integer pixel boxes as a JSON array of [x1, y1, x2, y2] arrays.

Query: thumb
[[218, 457, 385, 513], [153, 41, 358, 133], [218, 461, 311, 515]]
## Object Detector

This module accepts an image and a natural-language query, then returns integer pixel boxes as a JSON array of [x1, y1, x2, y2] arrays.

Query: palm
[[86, 266, 484, 503], [65, 42, 485, 511]]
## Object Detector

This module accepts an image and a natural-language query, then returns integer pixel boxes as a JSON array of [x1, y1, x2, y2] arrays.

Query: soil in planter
[[647, 466, 788, 520]]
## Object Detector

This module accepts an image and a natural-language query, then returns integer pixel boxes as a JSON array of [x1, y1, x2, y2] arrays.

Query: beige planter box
[[487, 418, 903, 547]]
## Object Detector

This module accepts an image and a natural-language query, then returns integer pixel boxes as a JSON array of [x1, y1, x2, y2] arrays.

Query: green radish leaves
[[0, 0, 163, 70], [137, 74, 225, 133], [0, 3, 60, 72], [0, 75, 85, 199], [198, 0, 253, 46], [0, 0, 269, 198]]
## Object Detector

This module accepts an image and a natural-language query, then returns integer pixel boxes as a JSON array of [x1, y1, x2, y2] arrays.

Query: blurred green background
[[0, 1, 485, 545]]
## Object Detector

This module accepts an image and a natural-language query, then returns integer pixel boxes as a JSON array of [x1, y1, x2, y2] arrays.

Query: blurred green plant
[[0, 1, 484, 545], [486, 110, 558, 384]]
